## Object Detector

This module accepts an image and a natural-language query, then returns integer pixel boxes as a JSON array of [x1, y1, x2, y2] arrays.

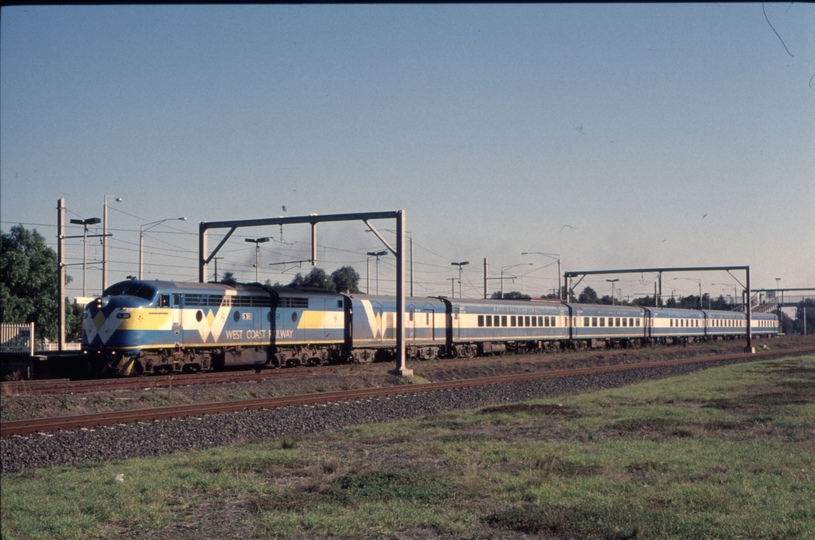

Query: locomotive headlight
[[116, 313, 131, 319]]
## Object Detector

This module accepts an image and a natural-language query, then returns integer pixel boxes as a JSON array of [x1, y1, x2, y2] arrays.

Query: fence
[[1, 324, 82, 354], [1, 323, 35, 356]]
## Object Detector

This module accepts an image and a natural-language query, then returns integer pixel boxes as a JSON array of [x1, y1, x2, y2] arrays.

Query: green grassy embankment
[[2, 355, 813, 539]]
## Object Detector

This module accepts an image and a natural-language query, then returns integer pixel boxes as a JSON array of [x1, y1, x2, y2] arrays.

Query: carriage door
[[172, 294, 183, 345], [373, 302, 385, 343], [427, 308, 436, 341], [407, 308, 416, 343], [453, 306, 461, 339]]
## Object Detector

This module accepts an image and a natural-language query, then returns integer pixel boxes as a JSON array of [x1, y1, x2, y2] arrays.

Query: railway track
[[3, 347, 813, 438], [0, 365, 338, 397]]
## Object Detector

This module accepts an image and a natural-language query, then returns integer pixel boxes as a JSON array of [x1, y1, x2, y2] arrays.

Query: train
[[82, 279, 779, 376]]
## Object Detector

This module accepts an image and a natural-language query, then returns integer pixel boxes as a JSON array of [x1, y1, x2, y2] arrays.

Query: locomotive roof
[[109, 280, 343, 297]]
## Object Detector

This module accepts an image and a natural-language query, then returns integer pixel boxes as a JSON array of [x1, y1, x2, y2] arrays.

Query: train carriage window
[[636, 318, 640, 326], [511, 316, 516, 327], [538, 316, 543, 326], [584, 317, 590, 327], [502, 316, 507, 327], [487, 316, 493, 327], [478, 315, 484, 327], [616, 317, 621, 327], [622, 317, 627, 327], [518, 316, 524, 327], [525, 316, 530, 326], [531, 316, 537, 327], [601, 317, 606, 327], [592, 317, 597, 327]]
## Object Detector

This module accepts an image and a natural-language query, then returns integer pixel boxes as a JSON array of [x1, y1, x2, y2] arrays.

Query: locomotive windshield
[[103, 281, 158, 301]]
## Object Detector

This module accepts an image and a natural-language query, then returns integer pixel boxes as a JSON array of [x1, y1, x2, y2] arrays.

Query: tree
[[288, 267, 335, 291], [794, 299, 815, 335], [1, 225, 79, 341], [778, 310, 795, 335], [578, 286, 598, 304], [491, 291, 530, 300], [331, 266, 361, 293], [220, 272, 238, 286]]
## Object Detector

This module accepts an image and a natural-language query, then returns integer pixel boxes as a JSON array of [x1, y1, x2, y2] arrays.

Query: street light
[[450, 261, 469, 298], [713, 282, 738, 309], [139, 217, 187, 279], [367, 250, 388, 294], [70, 217, 102, 297], [498, 263, 533, 299], [102, 195, 122, 291], [522, 252, 562, 300], [245, 237, 270, 282], [673, 277, 702, 308], [606, 278, 619, 305]]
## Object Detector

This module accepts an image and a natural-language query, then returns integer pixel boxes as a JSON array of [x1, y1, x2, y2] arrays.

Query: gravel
[[1, 358, 750, 474]]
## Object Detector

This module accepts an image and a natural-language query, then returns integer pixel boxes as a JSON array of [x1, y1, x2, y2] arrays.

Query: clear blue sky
[[2, 4, 813, 302]]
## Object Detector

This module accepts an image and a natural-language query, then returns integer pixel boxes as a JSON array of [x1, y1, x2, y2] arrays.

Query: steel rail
[[3, 348, 813, 438]]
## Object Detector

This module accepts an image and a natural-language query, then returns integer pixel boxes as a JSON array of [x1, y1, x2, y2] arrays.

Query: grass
[[2, 355, 814, 539]]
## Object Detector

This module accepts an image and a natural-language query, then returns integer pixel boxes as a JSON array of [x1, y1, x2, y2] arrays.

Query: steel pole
[[390, 210, 411, 376], [103, 199, 108, 291], [58, 198, 66, 351], [82, 223, 88, 297]]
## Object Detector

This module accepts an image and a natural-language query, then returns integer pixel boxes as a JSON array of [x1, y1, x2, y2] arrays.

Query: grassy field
[[2, 355, 814, 539]]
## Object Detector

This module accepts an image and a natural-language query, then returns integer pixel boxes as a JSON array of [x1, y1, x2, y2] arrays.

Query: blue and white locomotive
[[82, 279, 779, 375]]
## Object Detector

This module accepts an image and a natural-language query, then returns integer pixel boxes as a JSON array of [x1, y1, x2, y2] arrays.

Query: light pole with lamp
[[521, 252, 562, 300], [367, 250, 387, 294], [102, 195, 122, 291], [245, 237, 270, 282], [498, 263, 533, 299], [69, 217, 102, 297], [606, 278, 619, 305], [673, 277, 702, 308], [712, 282, 738, 310], [450, 261, 469, 298], [139, 217, 187, 279]]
